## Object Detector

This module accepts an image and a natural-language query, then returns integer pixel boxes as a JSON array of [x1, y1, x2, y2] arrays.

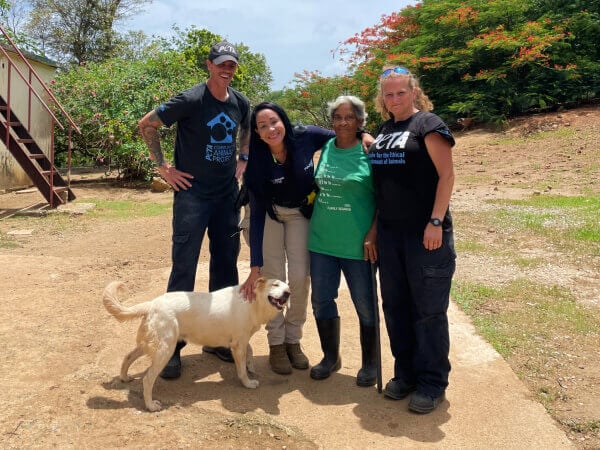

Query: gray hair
[[327, 95, 367, 127]]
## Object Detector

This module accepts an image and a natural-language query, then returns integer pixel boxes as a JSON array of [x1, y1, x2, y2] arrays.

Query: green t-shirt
[[308, 139, 376, 260]]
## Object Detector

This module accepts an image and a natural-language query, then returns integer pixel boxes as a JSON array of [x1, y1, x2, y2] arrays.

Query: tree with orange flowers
[[292, 0, 599, 129]]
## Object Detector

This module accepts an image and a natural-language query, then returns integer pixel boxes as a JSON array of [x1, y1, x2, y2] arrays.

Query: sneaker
[[269, 344, 292, 374], [203, 346, 234, 363], [383, 378, 416, 400], [408, 391, 446, 414], [285, 343, 309, 370]]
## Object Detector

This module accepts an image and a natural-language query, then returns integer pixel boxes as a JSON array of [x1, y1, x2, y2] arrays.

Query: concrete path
[[196, 269, 575, 449]]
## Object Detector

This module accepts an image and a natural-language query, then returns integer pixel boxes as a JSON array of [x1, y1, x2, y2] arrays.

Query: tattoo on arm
[[139, 111, 166, 167], [145, 129, 166, 167]]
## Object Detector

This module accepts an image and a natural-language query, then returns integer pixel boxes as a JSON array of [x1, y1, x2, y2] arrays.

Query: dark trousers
[[378, 222, 456, 397], [167, 182, 240, 293]]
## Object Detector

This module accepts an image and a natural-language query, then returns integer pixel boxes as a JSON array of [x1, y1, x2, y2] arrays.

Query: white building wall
[[0, 48, 57, 191]]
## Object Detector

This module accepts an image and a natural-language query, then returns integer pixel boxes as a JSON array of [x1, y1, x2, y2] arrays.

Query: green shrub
[[52, 51, 203, 179]]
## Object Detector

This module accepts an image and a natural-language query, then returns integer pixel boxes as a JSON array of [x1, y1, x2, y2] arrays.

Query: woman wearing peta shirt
[[368, 66, 456, 414]]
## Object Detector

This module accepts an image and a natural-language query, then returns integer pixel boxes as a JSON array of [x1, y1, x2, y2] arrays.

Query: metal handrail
[[0, 24, 81, 134], [1, 23, 79, 207]]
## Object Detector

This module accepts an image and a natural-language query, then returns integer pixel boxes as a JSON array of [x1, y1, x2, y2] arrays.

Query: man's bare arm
[[138, 109, 194, 191], [238, 124, 250, 156], [235, 123, 251, 179], [138, 110, 166, 166]]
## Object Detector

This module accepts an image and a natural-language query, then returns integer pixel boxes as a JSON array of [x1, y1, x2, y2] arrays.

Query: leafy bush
[[49, 27, 273, 179], [51, 50, 203, 179]]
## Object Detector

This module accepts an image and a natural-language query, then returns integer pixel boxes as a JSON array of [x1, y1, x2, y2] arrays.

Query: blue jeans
[[378, 223, 456, 397], [167, 182, 240, 293], [310, 252, 376, 327]]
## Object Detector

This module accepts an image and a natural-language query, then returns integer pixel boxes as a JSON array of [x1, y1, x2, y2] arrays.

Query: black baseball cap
[[208, 41, 239, 65]]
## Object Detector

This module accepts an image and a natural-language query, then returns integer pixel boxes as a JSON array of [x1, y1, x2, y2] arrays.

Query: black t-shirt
[[156, 83, 250, 198], [368, 111, 455, 232]]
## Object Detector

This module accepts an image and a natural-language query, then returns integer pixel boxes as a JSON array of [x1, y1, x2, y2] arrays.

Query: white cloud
[[124, 0, 413, 90]]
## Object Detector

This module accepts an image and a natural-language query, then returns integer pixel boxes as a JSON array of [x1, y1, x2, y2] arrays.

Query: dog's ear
[[253, 277, 266, 292]]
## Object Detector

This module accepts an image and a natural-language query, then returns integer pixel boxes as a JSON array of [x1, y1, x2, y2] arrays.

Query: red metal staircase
[[1, 24, 80, 207]]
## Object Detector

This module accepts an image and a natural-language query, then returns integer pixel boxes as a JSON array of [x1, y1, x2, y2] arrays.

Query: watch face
[[430, 218, 442, 226]]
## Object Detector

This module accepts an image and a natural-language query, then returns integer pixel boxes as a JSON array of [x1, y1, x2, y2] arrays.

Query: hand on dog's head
[[254, 277, 266, 291], [240, 277, 267, 303], [241, 277, 290, 308]]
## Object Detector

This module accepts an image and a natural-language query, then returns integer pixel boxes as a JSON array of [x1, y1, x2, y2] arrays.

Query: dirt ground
[[450, 106, 600, 448], [0, 106, 598, 448]]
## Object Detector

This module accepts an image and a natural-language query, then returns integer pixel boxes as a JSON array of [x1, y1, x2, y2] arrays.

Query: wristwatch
[[238, 153, 249, 161], [429, 217, 443, 227]]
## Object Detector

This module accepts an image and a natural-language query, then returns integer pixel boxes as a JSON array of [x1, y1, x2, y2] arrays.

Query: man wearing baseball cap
[[138, 40, 250, 378], [208, 41, 239, 65]]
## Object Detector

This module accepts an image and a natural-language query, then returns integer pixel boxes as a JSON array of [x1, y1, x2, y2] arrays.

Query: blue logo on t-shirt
[[207, 112, 235, 144], [205, 112, 236, 163]]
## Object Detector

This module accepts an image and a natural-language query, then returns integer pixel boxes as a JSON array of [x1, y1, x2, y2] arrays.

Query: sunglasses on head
[[381, 67, 410, 77]]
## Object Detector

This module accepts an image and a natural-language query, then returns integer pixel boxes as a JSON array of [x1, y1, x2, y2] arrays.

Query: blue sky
[[123, 0, 414, 90]]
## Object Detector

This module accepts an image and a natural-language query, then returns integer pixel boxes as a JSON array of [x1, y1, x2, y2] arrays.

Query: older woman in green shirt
[[308, 95, 378, 386]]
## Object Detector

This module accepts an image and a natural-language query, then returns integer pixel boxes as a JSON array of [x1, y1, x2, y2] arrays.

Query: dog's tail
[[102, 281, 152, 322]]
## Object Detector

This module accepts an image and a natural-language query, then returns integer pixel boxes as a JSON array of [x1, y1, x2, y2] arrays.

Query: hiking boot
[[286, 343, 309, 370], [203, 346, 234, 363], [383, 378, 416, 400], [269, 344, 292, 374], [408, 391, 446, 414]]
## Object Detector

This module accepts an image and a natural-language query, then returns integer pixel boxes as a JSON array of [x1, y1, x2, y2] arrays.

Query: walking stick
[[370, 262, 383, 393]]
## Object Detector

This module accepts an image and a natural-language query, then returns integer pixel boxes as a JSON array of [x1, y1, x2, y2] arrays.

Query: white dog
[[102, 278, 290, 411]]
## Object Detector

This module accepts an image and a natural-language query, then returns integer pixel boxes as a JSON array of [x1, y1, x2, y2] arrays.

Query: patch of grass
[[561, 419, 600, 434], [491, 127, 577, 145], [454, 239, 486, 253], [513, 256, 545, 269], [0, 234, 20, 248], [0, 213, 85, 237], [0, 199, 170, 240], [451, 283, 520, 357], [46, 213, 86, 234], [492, 195, 600, 244], [451, 279, 599, 358], [489, 136, 523, 146], [528, 127, 577, 140], [508, 195, 598, 209], [450, 282, 497, 314], [537, 386, 569, 411], [85, 199, 171, 219]]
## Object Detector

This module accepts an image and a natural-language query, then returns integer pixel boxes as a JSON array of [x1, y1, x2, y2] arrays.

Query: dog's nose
[[282, 291, 290, 300]]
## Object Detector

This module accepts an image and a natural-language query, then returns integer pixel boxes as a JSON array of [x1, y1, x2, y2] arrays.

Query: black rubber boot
[[356, 323, 377, 387], [160, 341, 186, 379], [310, 317, 341, 380]]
